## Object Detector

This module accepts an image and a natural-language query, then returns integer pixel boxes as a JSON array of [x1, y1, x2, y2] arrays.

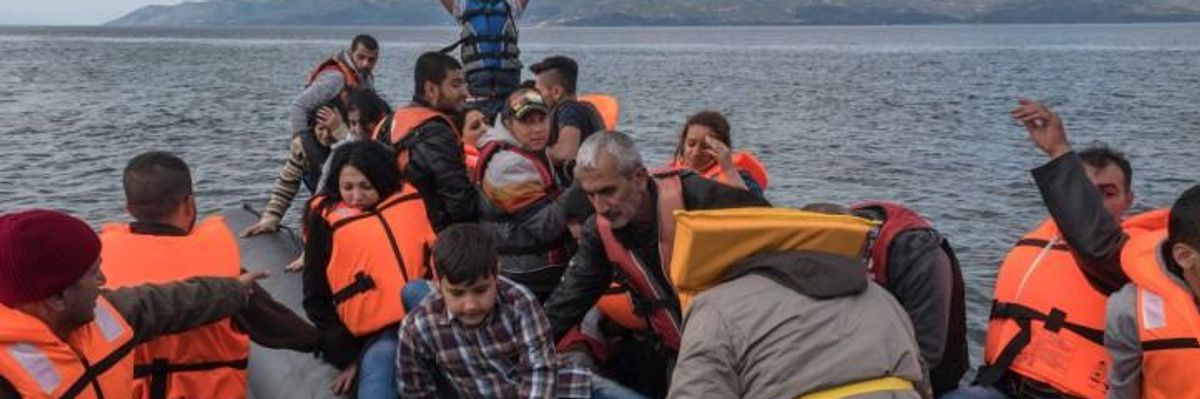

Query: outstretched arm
[[1015, 98, 1130, 293]]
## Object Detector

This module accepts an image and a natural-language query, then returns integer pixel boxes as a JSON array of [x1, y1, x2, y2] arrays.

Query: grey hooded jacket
[[668, 251, 930, 399]]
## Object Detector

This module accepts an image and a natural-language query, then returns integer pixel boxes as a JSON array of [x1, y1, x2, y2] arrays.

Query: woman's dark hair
[[455, 104, 491, 131], [314, 140, 402, 212], [674, 110, 732, 159], [345, 89, 391, 128]]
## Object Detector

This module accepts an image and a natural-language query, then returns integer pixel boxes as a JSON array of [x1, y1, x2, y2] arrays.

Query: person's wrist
[[1047, 144, 1071, 159]]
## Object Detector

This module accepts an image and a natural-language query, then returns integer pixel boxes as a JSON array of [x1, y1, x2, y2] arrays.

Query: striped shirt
[[263, 136, 307, 222], [397, 278, 592, 398]]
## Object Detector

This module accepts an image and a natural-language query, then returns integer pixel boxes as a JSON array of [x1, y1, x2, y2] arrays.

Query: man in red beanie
[[0, 209, 267, 399]]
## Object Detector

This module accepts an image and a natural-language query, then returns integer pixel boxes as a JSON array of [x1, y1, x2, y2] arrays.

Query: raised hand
[[1011, 98, 1071, 159]]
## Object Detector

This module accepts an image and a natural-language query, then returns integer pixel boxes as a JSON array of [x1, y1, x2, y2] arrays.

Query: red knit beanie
[[0, 209, 101, 307]]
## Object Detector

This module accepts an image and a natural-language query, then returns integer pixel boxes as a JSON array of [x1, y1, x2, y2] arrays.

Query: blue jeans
[[401, 279, 434, 312], [592, 375, 650, 399], [940, 385, 1010, 399], [357, 327, 398, 398]]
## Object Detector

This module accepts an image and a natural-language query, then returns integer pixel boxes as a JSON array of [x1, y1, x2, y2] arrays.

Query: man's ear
[[552, 86, 565, 103], [182, 194, 196, 218], [423, 81, 437, 102], [633, 166, 649, 181], [1174, 242, 1198, 271], [43, 291, 69, 312]]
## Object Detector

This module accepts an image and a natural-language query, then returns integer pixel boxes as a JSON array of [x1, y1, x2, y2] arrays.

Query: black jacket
[[854, 208, 967, 397], [302, 211, 362, 369], [378, 104, 480, 232], [543, 171, 770, 341]]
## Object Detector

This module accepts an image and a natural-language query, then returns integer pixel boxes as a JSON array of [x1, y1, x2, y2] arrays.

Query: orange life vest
[[577, 94, 619, 131], [306, 56, 360, 92], [981, 209, 1169, 398], [464, 143, 481, 175], [1122, 228, 1200, 399], [595, 284, 647, 330], [373, 105, 462, 175], [671, 151, 770, 191], [99, 216, 249, 399], [596, 168, 686, 350], [312, 187, 436, 336], [0, 297, 135, 399]]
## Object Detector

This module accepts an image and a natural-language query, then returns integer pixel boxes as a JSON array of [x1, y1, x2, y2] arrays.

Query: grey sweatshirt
[[287, 51, 374, 135]]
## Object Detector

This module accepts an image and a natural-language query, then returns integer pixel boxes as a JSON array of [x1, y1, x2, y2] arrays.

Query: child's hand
[[331, 363, 357, 396]]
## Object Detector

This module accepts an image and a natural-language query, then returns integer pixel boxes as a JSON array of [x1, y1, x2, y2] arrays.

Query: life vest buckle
[[1043, 308, 1067, 332]]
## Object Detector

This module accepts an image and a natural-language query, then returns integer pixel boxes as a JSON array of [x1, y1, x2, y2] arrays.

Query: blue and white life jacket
[[445, 0, 522, 100]]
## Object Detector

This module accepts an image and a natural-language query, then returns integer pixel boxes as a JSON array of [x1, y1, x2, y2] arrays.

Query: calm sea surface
[[2, 24, 1197, 370]]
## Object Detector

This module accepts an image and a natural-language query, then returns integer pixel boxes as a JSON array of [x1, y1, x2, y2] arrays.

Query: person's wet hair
[[123, 151, 193, 223], [675, 110, 732, 159], [351, 34, 378, 52], [530, 55, 579, 95], [519, 79, 537, 90], [1170, 184, 1200, 250], [313, 140, 401, 212], [433, 223, 499, 285], [345, 89, 390, 127], [413, 52, 462, 101], [1079, 144, 1133, 192]]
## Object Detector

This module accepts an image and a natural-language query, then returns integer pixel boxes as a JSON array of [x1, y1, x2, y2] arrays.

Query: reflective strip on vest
[[94, 303, 124, 343], [1141, 290, 1167, 330], [6, 343, 60, 394]]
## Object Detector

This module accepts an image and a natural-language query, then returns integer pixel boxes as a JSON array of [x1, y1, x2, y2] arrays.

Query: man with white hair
[[542, 131, 769, 397]]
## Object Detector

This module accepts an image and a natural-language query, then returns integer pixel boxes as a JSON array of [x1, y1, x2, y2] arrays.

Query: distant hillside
[[107, 0, 1200, 26]]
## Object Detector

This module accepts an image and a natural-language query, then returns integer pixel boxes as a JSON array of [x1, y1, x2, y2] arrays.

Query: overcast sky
[[0, 0, 183, 26]]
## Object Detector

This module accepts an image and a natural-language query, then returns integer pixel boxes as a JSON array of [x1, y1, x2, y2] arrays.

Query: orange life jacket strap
[[332, 272, 377, 305], [136, 358, 249, 399], [977, 300, 1105, 387]]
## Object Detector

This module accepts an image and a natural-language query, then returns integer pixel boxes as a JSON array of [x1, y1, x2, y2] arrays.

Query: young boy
[[396, 223, 647, 399]]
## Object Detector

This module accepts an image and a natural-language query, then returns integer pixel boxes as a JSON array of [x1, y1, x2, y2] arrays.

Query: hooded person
[[668, 251, 930, 399], [475, 88, 574, 302]]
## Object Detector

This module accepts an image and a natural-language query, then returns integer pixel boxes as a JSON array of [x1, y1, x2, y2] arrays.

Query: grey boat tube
[[223, 204, 340, 399]]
